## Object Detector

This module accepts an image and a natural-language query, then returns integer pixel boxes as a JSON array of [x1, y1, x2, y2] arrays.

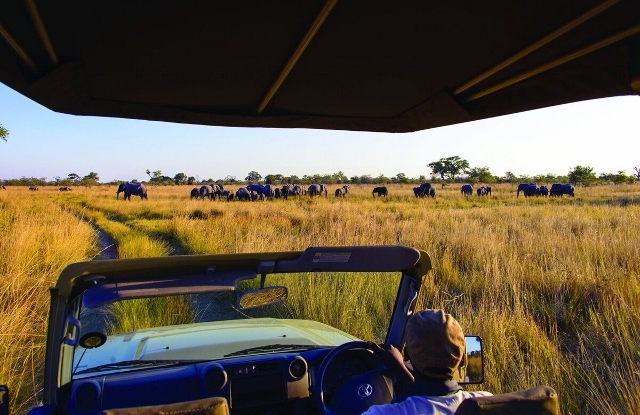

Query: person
[[362, 309, 492, 415]]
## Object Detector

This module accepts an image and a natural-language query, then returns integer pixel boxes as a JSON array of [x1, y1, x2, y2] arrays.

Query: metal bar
[[455, 0, 621, 96], [257, 0, 339, 114], [0, 23, 38, 71], [464, 24, 640, 102], [24, 0, 58, 66]]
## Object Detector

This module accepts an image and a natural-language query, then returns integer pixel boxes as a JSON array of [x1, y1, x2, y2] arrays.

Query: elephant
[[190, 187, 200, 199], [200, 184, 222, 200], [281, 184, 293, 199], [117, 182, 148, 200], [372, 186, 388, 197], [414, 183, 434, 198], [235, 187, 251, 201], [516, 183, 538, 197], [307, 184, 327, 197], [539, 185, 549, 197], [59, 186, 72, 191], [550, 183, 575, 197], [199, 185, 211, 199], [261, 184, 275, 199], [335, 188, 345, 197], [461, 184, 473, 196], [476, 186, 491, 196], [29, 186, 38, 191]]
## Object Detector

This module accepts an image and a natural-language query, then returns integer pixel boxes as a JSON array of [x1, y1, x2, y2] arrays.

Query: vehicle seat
[[454, 385, 559, 415], [98, 396, 230, 415]]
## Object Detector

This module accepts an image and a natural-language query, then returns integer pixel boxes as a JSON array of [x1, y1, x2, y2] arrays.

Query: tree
[[264, 174, 284, 184], [427, 156, 470, 183], [245, 171, 262, 182], [466, 166, 495, 184], [394, 173, 410, 184], [568, 165, 597, 185], [502, 171, 517, 183], [0, 123, 8, 142], [634, 167, 640, 181], [146, 169, 163, 182], [600, 170, 633, 185], [68, 173, 81, 182], [81, 172, 100, 186], [174, 173, 187, 185]]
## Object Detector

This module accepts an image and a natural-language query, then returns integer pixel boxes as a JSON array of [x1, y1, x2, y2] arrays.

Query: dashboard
[[60, 348, 383, 415]]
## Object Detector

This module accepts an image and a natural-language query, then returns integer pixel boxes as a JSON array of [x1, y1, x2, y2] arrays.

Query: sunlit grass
[[2, 183, 640, 414], [0, 190, 98, 414]]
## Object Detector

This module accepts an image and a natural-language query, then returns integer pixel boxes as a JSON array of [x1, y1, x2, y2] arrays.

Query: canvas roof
[[1, 0, 638, 133]]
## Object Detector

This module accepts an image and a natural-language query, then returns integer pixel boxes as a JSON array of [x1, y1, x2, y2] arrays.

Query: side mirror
[[461, 336, 484, 384], [0, 385, 9, 415], [237, 286, 288, 310]]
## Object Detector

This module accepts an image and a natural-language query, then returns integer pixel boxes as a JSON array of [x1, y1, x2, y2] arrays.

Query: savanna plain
[[2, 183, 640, 414]]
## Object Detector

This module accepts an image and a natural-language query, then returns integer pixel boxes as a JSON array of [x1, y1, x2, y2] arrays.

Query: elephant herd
[[189, 183, 352, 201], [516, 183, 574, 197], [460, 184, 492, 196], [113, 181, 576, 202]]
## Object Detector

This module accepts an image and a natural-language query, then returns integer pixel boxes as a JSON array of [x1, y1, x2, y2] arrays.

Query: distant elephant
[[372, 186, 388, 197], [261, 184, 275, 199], [517, 183, 538, 198], [235, 187, 251, 201], [477, 186, 491, 196], [539, 185, 549, 197], [29, 186, 38, 191], [190, 187, 200, 199], [461, 184, 473, 196], [117, 182, 148, 200], [308, 184, 327, 197], [550, 183, 574, 197], [414, 183, 433, 198], [341, 185, 350, 195], [59, 186, 72, 191], [335, 188, 345, 197]]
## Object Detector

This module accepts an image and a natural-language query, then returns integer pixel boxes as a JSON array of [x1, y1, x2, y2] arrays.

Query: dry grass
[[2, 183, 640, 414]]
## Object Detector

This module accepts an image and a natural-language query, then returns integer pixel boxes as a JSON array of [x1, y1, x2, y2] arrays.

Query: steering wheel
[[314, 341, 395, 415]]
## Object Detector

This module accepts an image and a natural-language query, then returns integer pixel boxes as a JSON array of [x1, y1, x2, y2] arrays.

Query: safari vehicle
[[1, 1, 638, 414], [2, 245, 489, 415]]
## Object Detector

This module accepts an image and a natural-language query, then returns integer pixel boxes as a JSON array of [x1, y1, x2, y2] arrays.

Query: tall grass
[[2, 183, 640, 414], [0, 190, 98, 414]]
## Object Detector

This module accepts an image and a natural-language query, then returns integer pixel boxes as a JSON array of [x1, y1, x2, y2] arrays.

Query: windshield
[[73, 271, 400, 378]]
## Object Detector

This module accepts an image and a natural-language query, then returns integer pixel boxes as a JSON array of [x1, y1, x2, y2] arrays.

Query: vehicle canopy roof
[[1, 0, 638, 133]]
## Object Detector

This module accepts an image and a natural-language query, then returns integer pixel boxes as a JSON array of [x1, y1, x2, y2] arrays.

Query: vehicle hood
[[74, 318, 359, 374]]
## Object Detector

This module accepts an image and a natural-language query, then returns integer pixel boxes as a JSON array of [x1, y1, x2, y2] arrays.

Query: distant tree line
[[1, 158, 637, 188]]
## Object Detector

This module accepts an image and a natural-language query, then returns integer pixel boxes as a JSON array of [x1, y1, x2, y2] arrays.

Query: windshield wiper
[[224, 344, 325, 357], [74, 359, 194, 375]]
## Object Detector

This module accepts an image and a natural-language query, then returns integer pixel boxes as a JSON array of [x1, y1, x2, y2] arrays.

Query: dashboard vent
[[203, 365, 228, 392], [72, 381, 101, 412]]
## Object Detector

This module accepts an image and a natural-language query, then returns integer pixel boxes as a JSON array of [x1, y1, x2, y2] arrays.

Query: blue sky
[[1, 82, 639, 183]]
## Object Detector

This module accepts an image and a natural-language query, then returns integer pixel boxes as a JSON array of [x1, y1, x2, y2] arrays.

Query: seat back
[[98, 396, 230, 415], [455, 385, 559, 415]]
